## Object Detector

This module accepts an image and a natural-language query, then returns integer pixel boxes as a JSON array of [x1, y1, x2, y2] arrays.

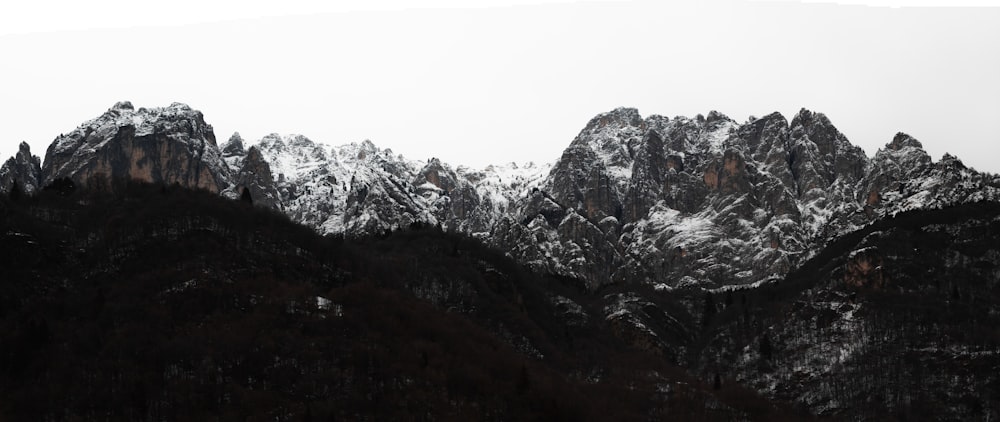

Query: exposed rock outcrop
[[221, 132, 246, 171], [5, 102, 998, 292], [41, 102, 231, 192], [223, 146, 281, 210], [0, 142, 43, 195]]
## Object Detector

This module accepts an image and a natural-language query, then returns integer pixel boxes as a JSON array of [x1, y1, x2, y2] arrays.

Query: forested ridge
[[4, 180, 999, 420], [693, 201, 1000, 420], [0, 181, 804, 421]]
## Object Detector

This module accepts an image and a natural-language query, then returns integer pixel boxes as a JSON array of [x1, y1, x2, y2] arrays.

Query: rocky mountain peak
[[222, 145, 281, 210], [792, 107, 815, 121], [763, 111, 786, 121], [5, 102, 996, 294], [258, 133, 286, 149], [790, 108, 836, 145], [583, 107, 644, 133], [787, 107, 868, 202], [887, 132, 923, 151], [285, 134, 316, 150], [872, 133, 931, 170], [221, 132, 247, 173], [356, 140, 380, 158], [112, 100, 134, 111], [245, 146, 265, 165], [41, 101, 229, 192], [415, 157, 456, 192], [222, 132, 245, 156], [737, 111, 790, 164], [938, 153, 966, 170], [704, 110, 731, 125], [167, 102, 194, 111], [0, 141, 43, 195]]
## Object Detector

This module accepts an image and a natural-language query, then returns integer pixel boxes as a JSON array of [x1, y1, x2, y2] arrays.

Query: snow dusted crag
[[40, 101, 231, 193], [0, 142, 43, 195], [7, 101, 1000, 420], [219, 132, 550, 237], [491, 107, 1000, 289], [4, 102, 998, 291]]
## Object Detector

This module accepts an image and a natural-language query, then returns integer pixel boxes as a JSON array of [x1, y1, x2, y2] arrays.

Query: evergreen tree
[[44, 177, 76, 196], [240, 187, 253, 205], [760, 332, 773, 361], [702, 292, 716, 327], [8, 180, 22, 201], [516, 363, 530, 394]]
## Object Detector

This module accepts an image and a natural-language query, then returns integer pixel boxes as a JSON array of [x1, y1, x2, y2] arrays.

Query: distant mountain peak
[[887, 132, 923, 150], [111, 100, 134, 111], [3, 103, 998, 292], [223, 132, 245, 154], [705, 110, 732, 124], [0, 140, 42, 194], [584, 107, 644, 132], [40, 101, 228, 192]]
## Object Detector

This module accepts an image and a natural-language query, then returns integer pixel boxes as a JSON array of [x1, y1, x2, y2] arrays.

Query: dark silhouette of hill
[[0, 181, 804, 420]]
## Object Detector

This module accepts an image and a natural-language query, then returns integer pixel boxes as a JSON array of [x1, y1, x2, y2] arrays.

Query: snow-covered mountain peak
[[886, 132, 924, 151], [938, 153, 967, 170], [221, 132, 246, 172], [790, 107, 825, 125], [583, 107, 644, 133], [872, 132, 931, 173], [704, 110, 733, 125], [0, 141, 43, 195], [756, 111, 788, 124], [254, 134, 331, 182], [40, 101, 227, 192], [7, 102, 998, 292], [111, 100, 134, 111], [223, 132, 245, 153]]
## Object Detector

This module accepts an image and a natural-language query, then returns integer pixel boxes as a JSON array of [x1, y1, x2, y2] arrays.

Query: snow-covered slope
[[218, 106, 997, 291], [490, 108, 1000, 289], [7, 101, 998, 292], [225, 133, 550, 237]]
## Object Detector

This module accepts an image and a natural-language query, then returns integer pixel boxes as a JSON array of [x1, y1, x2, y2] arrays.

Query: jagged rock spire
[[0, 141, 43, 195]]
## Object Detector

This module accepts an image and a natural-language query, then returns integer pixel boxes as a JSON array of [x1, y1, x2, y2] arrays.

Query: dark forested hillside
[[0, 182, 803, 421], [691, 201, 1000, 420]]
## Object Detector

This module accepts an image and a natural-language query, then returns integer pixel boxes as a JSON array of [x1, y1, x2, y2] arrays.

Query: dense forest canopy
[[1, 181, 811, 420]]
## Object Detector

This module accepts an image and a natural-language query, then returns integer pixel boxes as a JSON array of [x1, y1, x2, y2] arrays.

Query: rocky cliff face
[[244, 134, 435, 236], [0, 142, 43, 195], [5, 101, 1000, 420], [6, 102, 999, 292], [492, 108, 1000, 289], [211, 131, 551, 238], [220, 132, 246, 172], [222, 146, 281, 210], [41, 102, 231, 193]]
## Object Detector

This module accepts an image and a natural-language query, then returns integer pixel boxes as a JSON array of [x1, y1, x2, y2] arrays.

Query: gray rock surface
[[6, 102, 999, 292], [41, 102, 231, 193], [0, 142, 43, 195]]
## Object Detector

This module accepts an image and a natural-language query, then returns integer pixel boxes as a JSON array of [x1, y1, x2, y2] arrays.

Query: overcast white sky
[[1, 0, 999, 172]]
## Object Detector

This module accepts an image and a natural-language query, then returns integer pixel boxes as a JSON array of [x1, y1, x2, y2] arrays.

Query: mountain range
[[4, 101, 997, 291], [3, 101, 1000, 419]]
